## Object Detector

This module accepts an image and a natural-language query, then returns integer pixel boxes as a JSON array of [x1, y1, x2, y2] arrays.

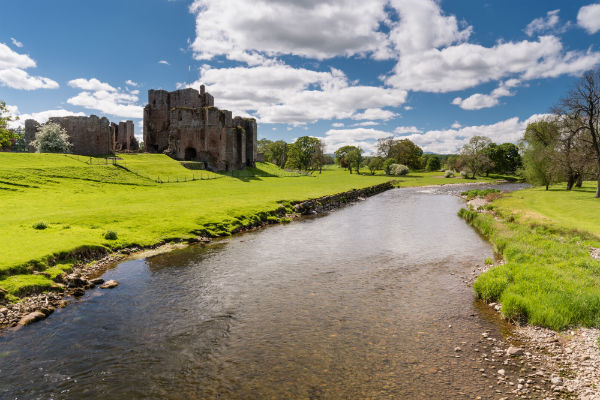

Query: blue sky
[[2, 0, 600, 154]]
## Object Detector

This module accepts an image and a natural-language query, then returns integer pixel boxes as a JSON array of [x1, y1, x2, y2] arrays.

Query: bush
[[426, 155, 441, 171], [32, 222, 47, 230], [32, 122, 72, 154], [383, 158, 397, 175], [104, 231, 118, 240], [460, 169, 471, 178], [389, 163, 409, 176], [484, 257, 494, 265], [444, 170, 454, 178]]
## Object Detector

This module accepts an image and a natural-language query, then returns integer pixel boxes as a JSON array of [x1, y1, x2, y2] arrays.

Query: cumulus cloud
[[452, 79, 521, 110], [577, 4, 600, 34], [524, 10, 563, 37], [402, 113, 551, 153], [181, 63, 407, 124], [67, 78, 143, 119], [125, 79, 138, 87], [7, 105, 85, 128], [351, 108, 397, 120], [331, 122, 345, 128], [10, 38, 23, 48], [158, 60, 170, 65], [189, 0, 392, 63], [0, 43, 59, 90], [386, 36, 600, 92], [352, 121, 379, 127], [321, 114, 552, 154]]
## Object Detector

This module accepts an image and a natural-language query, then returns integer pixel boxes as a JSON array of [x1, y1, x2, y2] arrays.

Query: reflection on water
[[1, 184, 528, 399]]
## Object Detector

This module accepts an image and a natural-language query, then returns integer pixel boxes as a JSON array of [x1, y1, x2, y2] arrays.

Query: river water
[[1, 184, 534, 399]]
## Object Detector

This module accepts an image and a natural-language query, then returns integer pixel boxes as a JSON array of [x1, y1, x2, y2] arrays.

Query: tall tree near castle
[[556, 69, 600, 197], [0, 101, 18, 150]]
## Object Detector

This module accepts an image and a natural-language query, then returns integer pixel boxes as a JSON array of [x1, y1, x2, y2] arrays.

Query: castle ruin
[[143, 85, 257, 171], [24, 116, 139, 156]]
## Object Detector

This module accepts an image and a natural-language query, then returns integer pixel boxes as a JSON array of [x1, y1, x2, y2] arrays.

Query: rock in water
[[100, 280, 119, 289], [18, 311, 46, 326], [90, 278, 105, 285]]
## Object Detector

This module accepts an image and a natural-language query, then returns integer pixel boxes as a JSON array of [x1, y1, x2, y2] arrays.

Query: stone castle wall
[[143, 85, 257, 171], [25, 116, 138, 156]]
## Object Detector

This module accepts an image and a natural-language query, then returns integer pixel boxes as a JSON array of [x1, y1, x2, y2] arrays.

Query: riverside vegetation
[[0, 152, 506, 302]]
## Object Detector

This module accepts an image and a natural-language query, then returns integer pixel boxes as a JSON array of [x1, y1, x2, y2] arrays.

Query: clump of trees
[[522, 69, 600, 196], [32, 122, 72, 153], [0, 101, 18, 151]]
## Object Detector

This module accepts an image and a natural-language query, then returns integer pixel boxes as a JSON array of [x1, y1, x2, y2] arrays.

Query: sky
[[1, 0, 600, 154]]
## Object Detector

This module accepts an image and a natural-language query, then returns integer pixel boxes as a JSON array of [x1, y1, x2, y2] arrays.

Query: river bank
[[460, 188, 600, 400], [0, 181, 394, 332]]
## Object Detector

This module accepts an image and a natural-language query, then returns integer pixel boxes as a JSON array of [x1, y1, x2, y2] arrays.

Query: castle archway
[[184, 147, 197, 161]]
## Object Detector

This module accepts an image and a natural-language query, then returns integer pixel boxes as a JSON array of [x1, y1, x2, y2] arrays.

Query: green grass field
[[461, 182, 600, 330], [0, 153, 502, 300]]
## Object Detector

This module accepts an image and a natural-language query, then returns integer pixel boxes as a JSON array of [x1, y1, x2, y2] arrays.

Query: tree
[[376, 137, 395, 158], [345, 147, 363, 174], [367, 156, 384, 175], [0, 101, 18, 150], [383, 158, 397, 175], [32, 122, 72, 153], [557, 69, 600, 197], [459, 136, 493, 178], [311, 140, 327, 173], [425, 155, 441, 171], [257, 138, 272, 154], [388, 139, 423, 169], [264, 140, 288, 168], [521, 119, 560, 190], [285, 136, 321, 172], [334, 145, 358, 173]]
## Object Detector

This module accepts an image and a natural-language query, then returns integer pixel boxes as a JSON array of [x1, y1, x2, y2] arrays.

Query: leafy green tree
[[521, 119, 560, 190], [459, 136, 493, 178], [264, 140, 288, 168], [32, 122, 72, 153], [285, 136, 321, 171], [483, 142, 522, 175], [345, 147, 363, 174], [367, 156, 384, 175], [388, 139, 423, 169], [425, 155, 441, 171], [334, 145, 357, 173], [0, 101, 18, 150]]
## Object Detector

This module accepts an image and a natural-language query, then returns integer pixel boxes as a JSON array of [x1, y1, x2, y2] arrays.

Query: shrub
[[32, 122, 73, 154], [383, 158, 397, 175], [104, 231, 118, 240], [32, 222, 48, 230], [484, 257, 494, 265], [460, 169, 471, 178], [389, 163, 409, 176], [444, 170, 454, 178]]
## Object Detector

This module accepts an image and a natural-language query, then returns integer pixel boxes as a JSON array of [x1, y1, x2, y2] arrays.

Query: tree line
[[522, 69, 600, 197]]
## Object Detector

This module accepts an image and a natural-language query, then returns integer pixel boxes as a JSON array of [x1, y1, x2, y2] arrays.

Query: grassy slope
[[0, 153, 502, 298], [461, 182, 600, 330]]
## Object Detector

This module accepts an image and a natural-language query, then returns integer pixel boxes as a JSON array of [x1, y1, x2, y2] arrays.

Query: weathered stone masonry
[[24, 116, 138, 156], [143, 85, 257, 171]]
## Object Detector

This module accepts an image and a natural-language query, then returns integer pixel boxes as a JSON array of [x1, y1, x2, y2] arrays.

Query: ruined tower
[[143, 85, 257, 171]]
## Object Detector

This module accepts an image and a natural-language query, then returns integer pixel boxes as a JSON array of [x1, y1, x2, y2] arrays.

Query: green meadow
[[0, 152, 504, 300], [461, 182, 600, 330]]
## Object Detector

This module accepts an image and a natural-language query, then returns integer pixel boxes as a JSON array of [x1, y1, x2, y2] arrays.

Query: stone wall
[[143, 85, 257, 171], [25, 115, 137, 156]]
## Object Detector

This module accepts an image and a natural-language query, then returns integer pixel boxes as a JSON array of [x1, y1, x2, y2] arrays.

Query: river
[[0, 184, 537, 399]]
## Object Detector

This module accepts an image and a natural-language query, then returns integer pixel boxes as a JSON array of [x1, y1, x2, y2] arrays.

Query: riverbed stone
[[90, 278, 105, 285], [18, 311, 46, 326], [507, 346, 524, 356], [100, 280, 119, 289]]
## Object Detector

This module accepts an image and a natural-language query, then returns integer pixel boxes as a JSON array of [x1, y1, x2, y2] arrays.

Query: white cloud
[[404, 105, 414, 110], [352, 121, 379, 127], [321, 114, 552, 155], [67, 78, 144, 119], [331, 122, 345, 128], [158, 60, 170, 65], [10, 38, 23, 48], [189, 0, 392, 63], [525, 10, 563, 37], [181, 63, 407, 124], [351, 108, 397, 120], [451, 121, 462, 129], [403, 113, 551, 153], [452, 79, 520, 110], [0, 43, 59, 90], [577, 4, 600, 34], [386, 35, 600, 92], [125, 79, 138, 87], [7, 105, 85, 128], [394, 125, 422, 134]]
